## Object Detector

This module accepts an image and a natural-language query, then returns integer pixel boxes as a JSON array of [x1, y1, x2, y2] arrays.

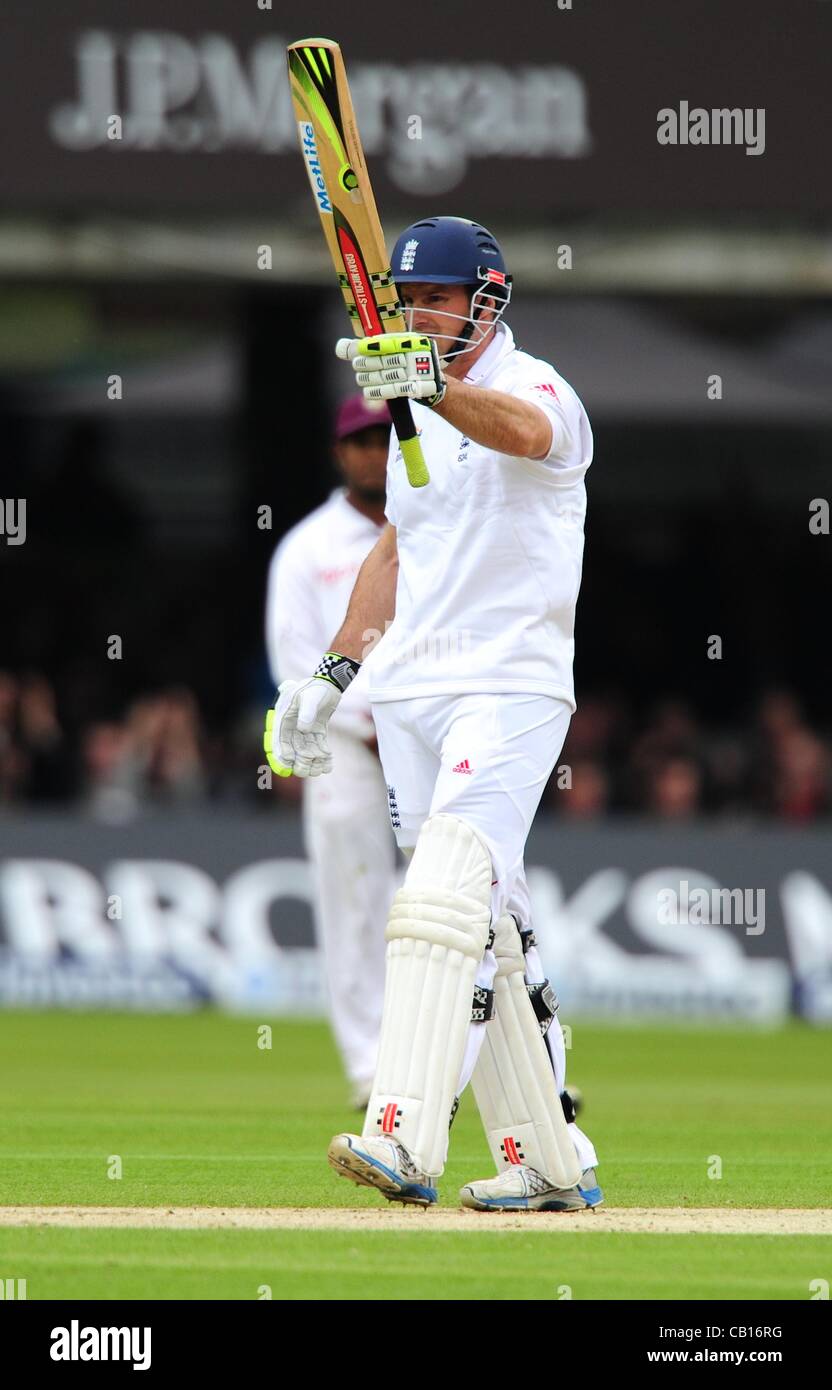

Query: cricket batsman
[[265, 396, 396, 1108], [265, 216, 602, 1211]]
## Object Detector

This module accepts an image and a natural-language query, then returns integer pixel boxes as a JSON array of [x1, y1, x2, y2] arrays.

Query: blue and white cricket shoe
[[460, 1165, 603, 1213], [328, 1133, 438, 1208]]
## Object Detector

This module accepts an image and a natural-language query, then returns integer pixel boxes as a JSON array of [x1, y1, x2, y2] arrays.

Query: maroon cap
[[334, 393, 393, 441]]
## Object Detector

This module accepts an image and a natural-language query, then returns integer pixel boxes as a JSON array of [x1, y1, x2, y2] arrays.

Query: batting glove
[[263, 652, 361, 779], [336, 333, 447, 407]]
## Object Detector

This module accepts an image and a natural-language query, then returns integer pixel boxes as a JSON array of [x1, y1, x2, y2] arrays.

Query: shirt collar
[[462, 322, 515, 387]]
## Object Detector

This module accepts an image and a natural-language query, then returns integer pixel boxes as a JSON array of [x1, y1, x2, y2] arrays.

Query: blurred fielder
[[265, 396, 396, 1108], [265, 216, 601, 1211]]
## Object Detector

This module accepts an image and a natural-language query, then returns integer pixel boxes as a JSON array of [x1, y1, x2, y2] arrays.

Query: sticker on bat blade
[[339, 163, 361, 200], [298, 122, 332, 215], [335, 211, 383, 336]]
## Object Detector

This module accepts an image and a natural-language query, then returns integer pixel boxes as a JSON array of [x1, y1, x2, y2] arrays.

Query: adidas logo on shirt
[[451, 759, 473, 774]]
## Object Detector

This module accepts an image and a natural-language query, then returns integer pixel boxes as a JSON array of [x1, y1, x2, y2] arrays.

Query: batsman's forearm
[[329, 525, 398, 663], [431, 376, 552, 459]]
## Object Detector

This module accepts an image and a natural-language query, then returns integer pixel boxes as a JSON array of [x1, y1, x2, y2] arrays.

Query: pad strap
[[526, 980, 559, 1036], [471, 985, 495, 1024]]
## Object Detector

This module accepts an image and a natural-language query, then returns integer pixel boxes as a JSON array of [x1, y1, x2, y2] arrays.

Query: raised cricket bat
[[287, 37, 430, 488]]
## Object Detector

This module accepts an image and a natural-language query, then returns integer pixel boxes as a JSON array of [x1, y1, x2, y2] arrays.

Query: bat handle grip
[[389, 400, 430, 488]]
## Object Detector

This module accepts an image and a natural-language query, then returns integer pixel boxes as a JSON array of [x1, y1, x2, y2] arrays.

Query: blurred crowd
[[0, 672, 829, 823], [552, 691, 831, 823], [0, 674, 218, 822]]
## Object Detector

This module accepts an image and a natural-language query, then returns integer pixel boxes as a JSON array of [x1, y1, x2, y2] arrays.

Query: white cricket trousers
[[302, 729, 395, 1087], [371, 691, 599, 1173], [371, 691, 571, 926]]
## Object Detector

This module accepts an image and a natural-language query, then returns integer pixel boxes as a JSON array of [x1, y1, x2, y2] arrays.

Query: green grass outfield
[[0, 1011, 829, 1299]]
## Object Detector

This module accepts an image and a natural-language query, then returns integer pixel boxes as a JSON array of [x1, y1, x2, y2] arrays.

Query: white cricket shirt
[[266, 489, 384, 740], [365, 323, 593, 711]]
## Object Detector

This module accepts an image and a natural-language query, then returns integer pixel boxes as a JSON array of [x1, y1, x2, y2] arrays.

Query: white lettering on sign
[[49, 32, 591, 193]]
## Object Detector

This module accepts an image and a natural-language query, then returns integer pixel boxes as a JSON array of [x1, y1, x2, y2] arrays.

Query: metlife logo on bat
[[298, 122, 332, 214]]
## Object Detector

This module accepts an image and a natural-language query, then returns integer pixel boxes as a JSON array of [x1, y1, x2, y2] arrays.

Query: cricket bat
[[287, 37, 430, 488]]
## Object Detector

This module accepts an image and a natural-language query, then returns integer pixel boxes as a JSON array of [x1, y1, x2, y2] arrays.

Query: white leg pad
[[471, 913, 582, 1188], [364, 813, 493, 1177]]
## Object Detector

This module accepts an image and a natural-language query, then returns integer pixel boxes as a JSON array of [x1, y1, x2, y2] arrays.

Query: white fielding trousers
[[302, 729, 396, 1087]]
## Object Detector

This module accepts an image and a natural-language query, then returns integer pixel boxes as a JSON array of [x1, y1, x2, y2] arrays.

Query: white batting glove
[[264, 652, 362, 779], [265, 678, 340, 778], [336, 333, 447, 407]]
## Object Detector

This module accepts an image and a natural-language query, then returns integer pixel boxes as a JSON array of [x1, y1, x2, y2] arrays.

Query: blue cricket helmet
[[390, 216, 512, 357], [391, 216, 510, 285]]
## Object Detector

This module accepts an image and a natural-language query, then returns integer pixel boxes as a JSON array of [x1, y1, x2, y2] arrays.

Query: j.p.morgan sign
[[48, 30, 589, 197], [4, 0, 829, 213]]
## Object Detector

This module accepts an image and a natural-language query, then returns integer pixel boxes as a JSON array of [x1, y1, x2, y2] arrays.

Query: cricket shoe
[[459, 1165, 603, 1213], [327, 1133, 438, 1208]]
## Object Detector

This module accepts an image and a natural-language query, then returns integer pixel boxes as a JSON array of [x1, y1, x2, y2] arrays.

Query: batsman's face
[[401, 283, 497, 369], [400, 283, 475, 360], [336, 425, 391, 501]]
